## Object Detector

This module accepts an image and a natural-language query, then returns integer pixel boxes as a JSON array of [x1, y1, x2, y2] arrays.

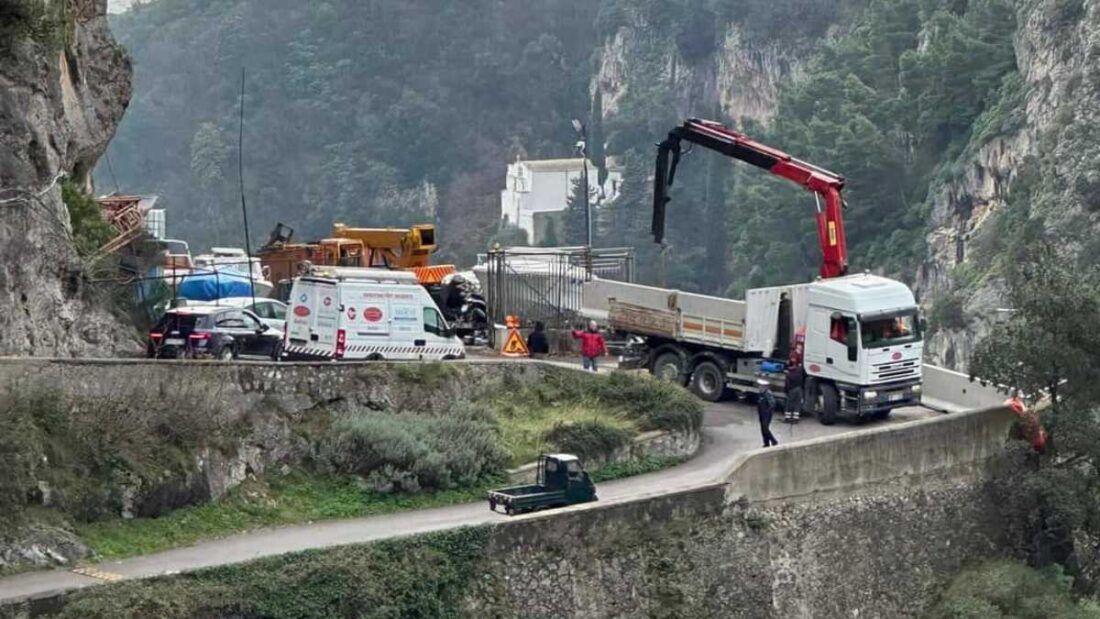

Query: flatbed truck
[[488, 454, 597, 515], [583, 274, 924, 423]]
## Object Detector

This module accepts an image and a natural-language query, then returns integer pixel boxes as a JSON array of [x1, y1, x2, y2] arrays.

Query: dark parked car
[[148, 306, 282, 360]]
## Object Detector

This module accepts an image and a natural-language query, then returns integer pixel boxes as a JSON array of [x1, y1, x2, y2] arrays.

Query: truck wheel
[[874, 408, 892, 420], [690, 361, 725, 402], [505, 505, 515, 516], [652, 351, 687, 385], [818, 383, 839, 425]]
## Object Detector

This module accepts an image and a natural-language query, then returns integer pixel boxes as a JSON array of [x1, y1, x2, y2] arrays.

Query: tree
[[971, 245, 1100, 573], [563, 176, 588, 246]]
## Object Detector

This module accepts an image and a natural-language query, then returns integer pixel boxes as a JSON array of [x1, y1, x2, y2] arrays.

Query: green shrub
[[321, 403, 508, 492], [51, 527, 493, 619], [62, 181, 115, 257], [929, 560, 1100, 619], [544, 420, 632, 461], [531, 370, 703, 433]]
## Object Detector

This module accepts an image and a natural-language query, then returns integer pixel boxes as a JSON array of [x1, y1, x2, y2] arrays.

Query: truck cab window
[[829, 315, 856, 346], [423, 308, 445, 336]]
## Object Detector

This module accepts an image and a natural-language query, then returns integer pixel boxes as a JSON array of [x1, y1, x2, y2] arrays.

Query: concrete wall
[[724, 404, 1016, 503], [921, 363, 1010, 412]]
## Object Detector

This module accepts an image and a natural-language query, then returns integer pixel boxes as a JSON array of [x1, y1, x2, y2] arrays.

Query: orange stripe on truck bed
[[682, 322, 742, 338]]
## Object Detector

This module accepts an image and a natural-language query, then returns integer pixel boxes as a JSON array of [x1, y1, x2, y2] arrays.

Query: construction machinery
[[653, 118, 848, 279], [586, 119, 923, 424]]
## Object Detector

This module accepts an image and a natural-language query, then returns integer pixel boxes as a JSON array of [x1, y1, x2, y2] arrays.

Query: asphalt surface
[[0, 393, 938, 605]]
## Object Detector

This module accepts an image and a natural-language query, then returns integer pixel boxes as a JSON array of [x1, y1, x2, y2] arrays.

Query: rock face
[[0, 0, 133, 356], [917, 0, 1100, 370]]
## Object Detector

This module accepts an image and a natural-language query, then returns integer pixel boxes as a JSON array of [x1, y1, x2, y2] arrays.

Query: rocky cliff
[[917, 0, 1098, 369], [0, 0, 133, 356]]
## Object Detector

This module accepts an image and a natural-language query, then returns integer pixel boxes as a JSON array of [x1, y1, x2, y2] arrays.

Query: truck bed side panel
[[608, 301, 679, 339]]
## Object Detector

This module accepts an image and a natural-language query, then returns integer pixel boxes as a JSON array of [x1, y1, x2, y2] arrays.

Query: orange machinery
[[258, 223, 456, 293]]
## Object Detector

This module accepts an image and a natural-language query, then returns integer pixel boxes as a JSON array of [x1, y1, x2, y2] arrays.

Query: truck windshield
[[860, 312, 920, 348]]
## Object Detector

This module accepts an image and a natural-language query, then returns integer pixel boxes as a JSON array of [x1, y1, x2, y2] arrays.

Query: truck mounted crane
[[653, 118, 849, 279]]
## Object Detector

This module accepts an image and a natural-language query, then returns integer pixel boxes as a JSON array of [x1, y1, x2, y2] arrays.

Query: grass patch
[[78, 470, 500, 560], [590, 455, 685, 483], [493, 399, 637, 466]]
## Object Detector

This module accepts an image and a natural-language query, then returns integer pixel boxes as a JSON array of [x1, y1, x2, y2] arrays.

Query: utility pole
[[572, 119, 591, 249]]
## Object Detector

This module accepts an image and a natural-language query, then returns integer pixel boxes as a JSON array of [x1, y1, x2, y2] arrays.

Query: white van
[[283, 267, 465, 361]]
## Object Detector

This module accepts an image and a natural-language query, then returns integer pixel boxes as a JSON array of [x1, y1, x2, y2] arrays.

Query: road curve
[[0, 401, 937, 605]]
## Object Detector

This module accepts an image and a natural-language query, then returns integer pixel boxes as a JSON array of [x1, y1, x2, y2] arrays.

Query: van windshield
[[860, 312, 920, 348]]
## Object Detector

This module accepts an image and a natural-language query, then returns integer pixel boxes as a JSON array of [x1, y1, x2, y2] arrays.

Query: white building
[[500, 158, 623, 245]]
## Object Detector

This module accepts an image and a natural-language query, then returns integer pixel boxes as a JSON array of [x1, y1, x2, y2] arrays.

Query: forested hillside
[[105, 0, 1098, 368]]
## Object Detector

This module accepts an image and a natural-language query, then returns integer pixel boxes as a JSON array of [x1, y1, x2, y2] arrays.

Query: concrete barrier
[[724, 404, 1016, 504], [921, 363, 1010, 412]]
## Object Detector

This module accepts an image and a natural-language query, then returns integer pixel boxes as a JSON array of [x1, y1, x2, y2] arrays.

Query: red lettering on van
[[294, 305, 311, 317]]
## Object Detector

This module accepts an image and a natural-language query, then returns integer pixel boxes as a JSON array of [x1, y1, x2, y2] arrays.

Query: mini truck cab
[[799, 274, 923, 420], [283, 267, 465, 361], [488, 454, 597, 516]]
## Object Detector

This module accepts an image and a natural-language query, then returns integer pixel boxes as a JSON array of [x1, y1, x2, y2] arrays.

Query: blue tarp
[[176, 271, 258, 301]]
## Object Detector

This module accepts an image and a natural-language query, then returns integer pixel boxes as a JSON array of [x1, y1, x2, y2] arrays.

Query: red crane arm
[[653, 118, 849, 279]]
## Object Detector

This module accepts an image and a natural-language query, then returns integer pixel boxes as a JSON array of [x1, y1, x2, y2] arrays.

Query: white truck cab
[[801, 274, 923, 418], [283, 267, 465, 361]]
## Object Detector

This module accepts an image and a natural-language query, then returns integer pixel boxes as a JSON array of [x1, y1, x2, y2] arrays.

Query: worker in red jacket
[[572, 320, 608, 373]]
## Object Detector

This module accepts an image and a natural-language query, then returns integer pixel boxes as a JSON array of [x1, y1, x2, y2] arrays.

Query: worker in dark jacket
[[757, 378, 779, 448], [527, 321, 550, 356]]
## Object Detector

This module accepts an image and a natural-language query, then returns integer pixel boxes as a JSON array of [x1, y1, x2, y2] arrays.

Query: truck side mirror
[[919, 317, 927, 333]]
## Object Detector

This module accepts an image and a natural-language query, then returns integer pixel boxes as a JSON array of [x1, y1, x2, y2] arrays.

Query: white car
[[179, 297, 288, 333]]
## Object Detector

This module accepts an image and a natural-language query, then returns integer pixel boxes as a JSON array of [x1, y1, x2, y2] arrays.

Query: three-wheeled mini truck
[[488, 454, 597, 516]]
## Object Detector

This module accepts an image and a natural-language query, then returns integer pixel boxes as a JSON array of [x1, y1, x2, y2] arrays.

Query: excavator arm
[[653, 118, 849, 279]]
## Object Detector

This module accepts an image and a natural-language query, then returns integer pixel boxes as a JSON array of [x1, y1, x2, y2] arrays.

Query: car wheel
[[218, 346, 236, 361], [270, 342, 283, 361], [818, 383, 839, 425], [690, 361, 726, 402], [652, 351, 686, 385]]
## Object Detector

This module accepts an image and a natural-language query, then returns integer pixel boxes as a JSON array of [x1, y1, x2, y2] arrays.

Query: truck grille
[[873, 360, 919, 382]]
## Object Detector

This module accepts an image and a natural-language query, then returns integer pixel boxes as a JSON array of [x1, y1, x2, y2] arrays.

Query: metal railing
[[480, 246, 635, 340]]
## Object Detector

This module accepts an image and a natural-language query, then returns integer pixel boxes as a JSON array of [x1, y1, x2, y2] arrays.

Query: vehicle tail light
[[189, 332, 211, 347], [149, 332, 163, 340], [336, 329, 346, 359]]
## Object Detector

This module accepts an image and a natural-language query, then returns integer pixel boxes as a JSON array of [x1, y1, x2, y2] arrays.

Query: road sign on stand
[[501, 315, 529, 357]]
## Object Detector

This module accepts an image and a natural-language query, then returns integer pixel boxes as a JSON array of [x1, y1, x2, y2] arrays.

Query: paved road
[[0, 400, 938, 604]]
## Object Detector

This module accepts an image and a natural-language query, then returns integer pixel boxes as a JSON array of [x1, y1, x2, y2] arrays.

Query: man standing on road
[[757, 378, 780, 447], [572, 320, 608, 373]]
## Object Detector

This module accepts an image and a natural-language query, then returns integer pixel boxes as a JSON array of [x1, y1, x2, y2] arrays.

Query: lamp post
[[572, 119, 591, 249]]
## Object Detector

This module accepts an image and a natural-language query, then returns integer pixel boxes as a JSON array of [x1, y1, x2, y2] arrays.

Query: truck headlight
[[863, 390, 878, 400], [912, 384, 921, 393]]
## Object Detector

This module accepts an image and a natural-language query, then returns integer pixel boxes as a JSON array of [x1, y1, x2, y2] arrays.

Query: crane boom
[[653, 118, 849, 279]]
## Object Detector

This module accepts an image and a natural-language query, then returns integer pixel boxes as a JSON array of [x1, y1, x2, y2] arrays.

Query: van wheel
[[652, 351, 686, 385], [690, 361, 725, 402], [818, 383, 839, 425], [366, 353, 384, 361]]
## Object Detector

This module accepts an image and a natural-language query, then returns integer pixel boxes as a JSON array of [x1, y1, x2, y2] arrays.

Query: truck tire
[[818, 383, 839, 425], [690, 361, 725, 402], [652, 351, 687, 385]]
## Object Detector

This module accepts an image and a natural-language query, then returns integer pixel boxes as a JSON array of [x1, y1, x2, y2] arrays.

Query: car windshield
[[860, 312, 920, 348]]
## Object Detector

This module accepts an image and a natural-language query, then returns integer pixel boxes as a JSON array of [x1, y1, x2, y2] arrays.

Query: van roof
[[303, 267, 420, 284]]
